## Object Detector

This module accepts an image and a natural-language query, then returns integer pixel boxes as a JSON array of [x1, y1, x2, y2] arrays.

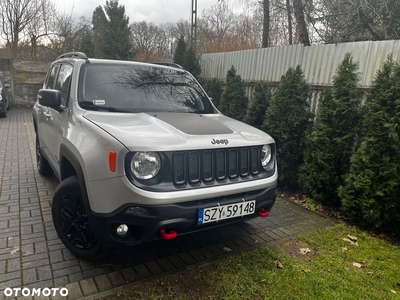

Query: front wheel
[[52, 176, 108, 260]]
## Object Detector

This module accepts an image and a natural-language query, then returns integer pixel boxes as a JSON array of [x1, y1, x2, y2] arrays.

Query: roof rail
[[57, 52, 89, 62], [152, 62, 183, 69]]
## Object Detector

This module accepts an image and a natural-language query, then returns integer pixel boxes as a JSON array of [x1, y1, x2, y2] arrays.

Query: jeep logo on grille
[[211, 139, 229, 145]]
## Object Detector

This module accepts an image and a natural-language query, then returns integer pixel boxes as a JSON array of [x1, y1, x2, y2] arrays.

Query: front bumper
[[87, 185, 277, 247]]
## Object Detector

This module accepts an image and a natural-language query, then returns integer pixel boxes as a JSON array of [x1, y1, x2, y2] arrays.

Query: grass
[[108, 224, 400, 300]]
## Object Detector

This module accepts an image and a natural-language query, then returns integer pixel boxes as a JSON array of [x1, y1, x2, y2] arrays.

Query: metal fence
[[199, 40, 400, 88]]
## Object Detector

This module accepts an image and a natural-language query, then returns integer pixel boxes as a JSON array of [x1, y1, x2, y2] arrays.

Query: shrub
[[300, 53, 361, 206], [339, 56, 400, 229], [173, 36, 186, 66], [203, 78, 223, 109], [219, 66, 248, 121], [262, 66, 312, 188], [244, 81, 271, 129], [183, 47, 201, 79]]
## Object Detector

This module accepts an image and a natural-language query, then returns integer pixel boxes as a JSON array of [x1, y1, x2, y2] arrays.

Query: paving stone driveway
[[0, 109, 335, 300]]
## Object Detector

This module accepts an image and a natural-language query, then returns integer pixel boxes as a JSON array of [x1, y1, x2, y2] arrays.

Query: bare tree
[[286, 0, 293, 44], [47, 13, 91, 56], [131, 21, 169, 62], [0, 0, 50, 57], [198, 2, 234, 52], [175, 20, 191, 41], [27, 0, 57, 60], [307, 0, 400, 43], [262, 0, 270, 47], [293, 0, 310, 45]]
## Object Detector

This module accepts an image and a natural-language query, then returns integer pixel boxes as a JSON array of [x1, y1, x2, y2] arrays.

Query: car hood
[[83, 112, 274, 151]]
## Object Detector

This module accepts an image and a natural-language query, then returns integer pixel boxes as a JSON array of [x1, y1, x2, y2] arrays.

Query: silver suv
[[32, 52, 277, 260]]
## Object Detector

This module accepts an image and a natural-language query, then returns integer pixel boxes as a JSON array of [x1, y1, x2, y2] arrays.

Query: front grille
[[173, 152, 185, 184], [216, 150, 226, 180], [188, 152, 200, 183], [240, 148, 249, 176], [203, 151, 213, 182], [173, 147, 261, 186], [228, 149, 238, 178]]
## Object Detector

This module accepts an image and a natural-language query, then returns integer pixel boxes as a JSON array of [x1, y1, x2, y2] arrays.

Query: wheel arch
[[59, 144, 92, 213]]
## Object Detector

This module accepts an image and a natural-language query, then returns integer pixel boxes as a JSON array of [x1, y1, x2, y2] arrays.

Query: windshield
[[78, 63, 214, 114]]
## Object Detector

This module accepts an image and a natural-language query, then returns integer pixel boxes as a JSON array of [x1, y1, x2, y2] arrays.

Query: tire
[[52, 176, 108, 260], [36, 135, 53, 176], [0, 103, 6, 118]]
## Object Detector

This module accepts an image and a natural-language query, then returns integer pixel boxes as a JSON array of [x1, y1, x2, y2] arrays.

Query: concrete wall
[[0, 59, 50, 107]]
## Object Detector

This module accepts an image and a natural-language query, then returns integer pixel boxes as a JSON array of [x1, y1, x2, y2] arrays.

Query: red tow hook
[[258, 208, 270, 218], [160, 229, 177, 240]]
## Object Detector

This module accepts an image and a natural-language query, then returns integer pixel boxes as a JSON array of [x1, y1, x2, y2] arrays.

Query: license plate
[[197, 200, 256, 225]]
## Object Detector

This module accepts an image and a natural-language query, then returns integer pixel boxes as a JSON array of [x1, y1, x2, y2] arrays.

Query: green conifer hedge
[[339, 57, 400, 229], [300, 53, 361, 206], [262, 66, 312, 188]]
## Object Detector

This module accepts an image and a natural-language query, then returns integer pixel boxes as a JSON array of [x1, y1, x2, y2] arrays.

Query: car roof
[[55, 52, 184, 72]]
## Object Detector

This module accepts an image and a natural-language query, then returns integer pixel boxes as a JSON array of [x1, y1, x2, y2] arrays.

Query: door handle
[[44, 112, 50, 119]]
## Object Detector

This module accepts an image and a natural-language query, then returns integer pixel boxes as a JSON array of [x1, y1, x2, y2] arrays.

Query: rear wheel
[[52, 176, 108, 260], [36, 135, 53, 176]]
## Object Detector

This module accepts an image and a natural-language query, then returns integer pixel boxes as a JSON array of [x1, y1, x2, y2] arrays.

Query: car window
[[55, 64, 73, 107], [78, 64, 214, 114], [46, 65, 59, 89]]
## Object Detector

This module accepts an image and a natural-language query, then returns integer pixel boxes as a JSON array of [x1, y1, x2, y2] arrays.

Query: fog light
[[116, 224, 129, 236], [125, 207, 148, 215]]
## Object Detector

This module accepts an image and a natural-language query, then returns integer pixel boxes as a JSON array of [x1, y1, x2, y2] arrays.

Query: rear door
[[43, 63, 73, 173], [37, 64, 59, 163]]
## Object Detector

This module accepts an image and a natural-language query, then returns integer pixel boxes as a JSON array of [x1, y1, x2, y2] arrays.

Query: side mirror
[[4, 84, 10, 88], [38, 89, 62, 109]]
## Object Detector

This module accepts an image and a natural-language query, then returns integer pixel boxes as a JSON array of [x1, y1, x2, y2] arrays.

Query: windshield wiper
[[79, 101, 132, 113], [166, 110, 201, 114]]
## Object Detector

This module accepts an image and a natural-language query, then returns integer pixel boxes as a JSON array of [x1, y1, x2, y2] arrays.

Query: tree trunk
[[358, 6, 383, 40], [292, 0, 310, 46], [12, 25, 19, 57], [31, 35, 37, 60], [286, 0, 293, 45], [262, 0, 270, 48]]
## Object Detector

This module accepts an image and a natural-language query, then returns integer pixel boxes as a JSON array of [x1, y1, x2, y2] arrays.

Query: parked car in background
[[0, 76, 11, 117], [32, 52, 278, 260]]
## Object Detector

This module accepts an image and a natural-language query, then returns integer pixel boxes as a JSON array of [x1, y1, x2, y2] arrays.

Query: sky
[[54, 0, 244, 25]]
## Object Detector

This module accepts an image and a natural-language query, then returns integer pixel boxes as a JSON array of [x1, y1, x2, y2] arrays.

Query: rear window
[[78, 63, 214, 114]]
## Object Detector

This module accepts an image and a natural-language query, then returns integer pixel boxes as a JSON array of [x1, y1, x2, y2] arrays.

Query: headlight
[[131, 152, 161, 179], [261, 144, 272, 168]]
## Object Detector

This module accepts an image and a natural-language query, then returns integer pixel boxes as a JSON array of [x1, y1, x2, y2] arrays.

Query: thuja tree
[[173, 36, 186, 66], [339, 57, 400, 229], [244, 81, 272, 129], [183, 47, 201, 79], [262, 66, 311, 188], [300, 53, 361, 206], [219, 66, 248, 121], [204, 78, 222, 108]]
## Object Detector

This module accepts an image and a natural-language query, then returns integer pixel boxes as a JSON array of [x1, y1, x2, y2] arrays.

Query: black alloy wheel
[[52, 176, 108, 260]]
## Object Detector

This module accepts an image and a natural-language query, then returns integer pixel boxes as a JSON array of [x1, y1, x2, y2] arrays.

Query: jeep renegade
[[32, 52, 277, 260]]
